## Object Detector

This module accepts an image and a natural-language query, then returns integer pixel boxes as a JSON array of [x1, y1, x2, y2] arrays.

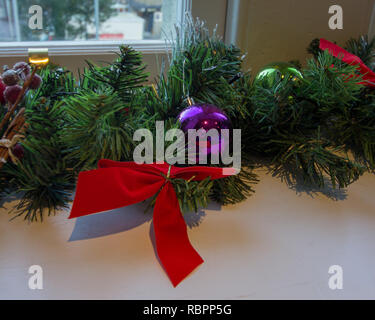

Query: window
[[0, 0, 191, 55]]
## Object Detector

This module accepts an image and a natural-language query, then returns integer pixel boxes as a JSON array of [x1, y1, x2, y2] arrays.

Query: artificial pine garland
[[1, 18, 375, 222]]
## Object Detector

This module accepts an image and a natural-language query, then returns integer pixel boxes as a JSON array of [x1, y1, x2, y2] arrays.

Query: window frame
[[225, 0, 240, 46], [0, 0, 192, 57]]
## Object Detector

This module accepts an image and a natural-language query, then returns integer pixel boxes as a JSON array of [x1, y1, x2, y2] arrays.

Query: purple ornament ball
[[178, 104, 232, 156]]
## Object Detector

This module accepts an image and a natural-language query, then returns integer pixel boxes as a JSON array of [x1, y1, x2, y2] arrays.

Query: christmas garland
[[1, 18, 375, 223]]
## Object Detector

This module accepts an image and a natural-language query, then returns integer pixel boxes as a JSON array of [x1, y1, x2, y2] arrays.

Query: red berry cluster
[[0, 62, 42, 105]]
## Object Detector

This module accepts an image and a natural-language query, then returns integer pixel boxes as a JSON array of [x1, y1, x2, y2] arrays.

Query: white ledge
[[0, 40, 171, 57]]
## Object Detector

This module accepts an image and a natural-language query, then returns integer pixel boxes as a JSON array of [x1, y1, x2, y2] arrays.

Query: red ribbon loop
[[69, 160, 232, 286]]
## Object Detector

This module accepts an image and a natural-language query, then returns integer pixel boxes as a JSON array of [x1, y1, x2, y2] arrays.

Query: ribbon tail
[[153, 182, 204, 287], [320, 38, 375, 87]]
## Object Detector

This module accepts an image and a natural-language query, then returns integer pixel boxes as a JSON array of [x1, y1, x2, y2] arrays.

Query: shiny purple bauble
[[178, 104, 232, 156]]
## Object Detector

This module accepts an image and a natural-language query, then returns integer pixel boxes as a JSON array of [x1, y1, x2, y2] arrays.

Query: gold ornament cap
[[28, 48, 49, 66]]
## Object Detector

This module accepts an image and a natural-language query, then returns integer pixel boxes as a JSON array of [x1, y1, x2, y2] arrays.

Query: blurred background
[[0, 0, 177, 41], [0, 0, 374, 78]]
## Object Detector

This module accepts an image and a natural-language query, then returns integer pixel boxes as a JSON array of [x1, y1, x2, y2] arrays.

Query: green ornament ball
[[254, 62, 303, 88]]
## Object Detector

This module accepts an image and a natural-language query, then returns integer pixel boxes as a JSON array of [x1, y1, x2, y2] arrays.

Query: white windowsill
[[0, 40, 171, 57]]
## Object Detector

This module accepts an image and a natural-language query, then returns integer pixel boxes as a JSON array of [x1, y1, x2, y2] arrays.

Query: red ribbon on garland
[[69, 159, 235, 287], [320, 38, 375, 87]]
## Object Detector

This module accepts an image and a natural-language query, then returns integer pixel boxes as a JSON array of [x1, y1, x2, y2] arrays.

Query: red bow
[[320, 38, 375, 87], [69, 160, 234, 286]]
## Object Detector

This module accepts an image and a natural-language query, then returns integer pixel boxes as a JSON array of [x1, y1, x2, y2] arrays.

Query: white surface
[[1, 169, 375, 300]]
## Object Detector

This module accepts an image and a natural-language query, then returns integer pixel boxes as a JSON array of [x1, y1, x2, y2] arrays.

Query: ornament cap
[[187, 96, 195, 106], [28, 48, 49, 66]]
